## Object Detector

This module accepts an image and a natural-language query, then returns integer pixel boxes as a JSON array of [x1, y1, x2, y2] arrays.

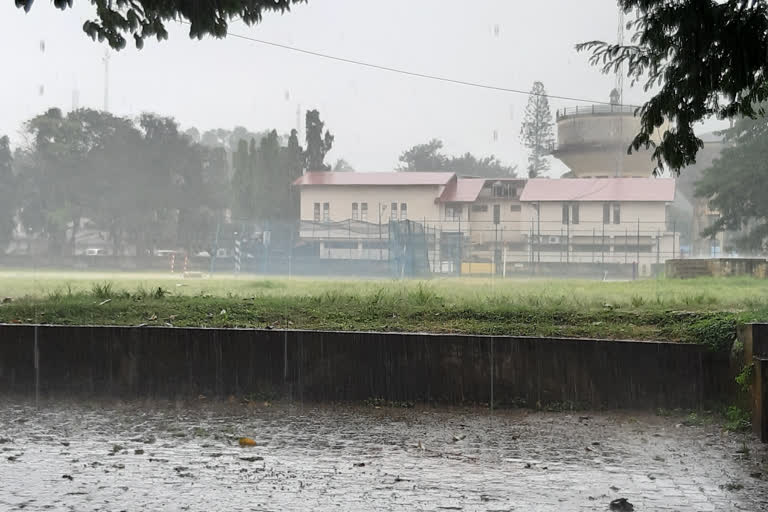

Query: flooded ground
[[0, 399, 766, 511]]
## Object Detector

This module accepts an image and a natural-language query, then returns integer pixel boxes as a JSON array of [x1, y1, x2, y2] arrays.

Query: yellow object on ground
[[239, 437, 257, 447]]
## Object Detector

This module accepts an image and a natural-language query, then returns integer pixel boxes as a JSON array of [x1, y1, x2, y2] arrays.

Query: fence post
[[537, 201, 541, 263], [601, 222, 605, 265], [672, 220, 677, 258], [636, 218, 641, 273], [625, 227, 628, 264], [656, 229, 661, 266], [210, 222, 220, 275]]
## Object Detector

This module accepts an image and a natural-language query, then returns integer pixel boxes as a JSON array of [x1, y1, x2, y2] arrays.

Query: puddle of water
[[0, 398, 765, 511]]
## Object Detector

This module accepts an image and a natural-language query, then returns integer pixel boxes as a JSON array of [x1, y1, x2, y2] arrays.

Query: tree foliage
[[332, 159, 356, 172], [398, 139, 517, 178], [15, 0, 307, 50], [0, 136, 15, 252], [15, 108, 225, 256], [304, 110, 334, 171], [577, 0, 768, 174], [520, 81, 554, 178], [695, 114, 768, 252]]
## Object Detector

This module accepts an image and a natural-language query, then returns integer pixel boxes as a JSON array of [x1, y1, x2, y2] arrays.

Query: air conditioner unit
[[547, 236, 561, 244]]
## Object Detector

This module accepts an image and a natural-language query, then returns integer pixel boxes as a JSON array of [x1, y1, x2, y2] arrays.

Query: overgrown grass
[[1, 272, 766, 346]]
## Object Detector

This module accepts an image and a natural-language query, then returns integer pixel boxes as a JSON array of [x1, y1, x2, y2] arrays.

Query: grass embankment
[[0, 272, 766, 346]]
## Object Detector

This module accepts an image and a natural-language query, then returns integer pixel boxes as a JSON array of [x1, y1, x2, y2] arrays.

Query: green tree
[[304, 110, 334, 171], [399, 139, 517, 178], [231, 138, 253, 219], [332, 159, 355, 172], [398, 139, 447, 172], [0, 136, 15, 253], [520, 81, 554, 178], [16, 0, 308, 50], [283, 129, 305, 222], [255, 130, 283, 221], [577, 0, 768, 173], [695, 114, 768, 252], [22, 108, 103, 255]]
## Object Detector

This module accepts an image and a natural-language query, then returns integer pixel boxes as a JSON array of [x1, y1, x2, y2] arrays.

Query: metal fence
[[3, 217, 683, 279]]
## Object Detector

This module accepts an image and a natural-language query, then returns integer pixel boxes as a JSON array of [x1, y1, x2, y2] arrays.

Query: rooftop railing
[[556, 104, 640, 120]]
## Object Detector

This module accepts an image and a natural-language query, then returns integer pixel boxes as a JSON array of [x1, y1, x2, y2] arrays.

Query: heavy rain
[[1, 1, 768, 510]]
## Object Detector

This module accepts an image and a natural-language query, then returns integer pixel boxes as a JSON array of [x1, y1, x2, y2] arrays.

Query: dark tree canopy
[[695, 114, 768, 252], [15, 0, 307, 49], [399, 139, 517, 178], [0, 136, 15, 251], [577, 0, 768, 174], [304, 110, 334, 172]]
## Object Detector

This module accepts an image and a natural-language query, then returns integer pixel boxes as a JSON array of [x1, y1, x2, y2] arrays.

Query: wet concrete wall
[[0, 325, 731, 409], [666, 258, 768, 279], [739, 323, 768, 442]]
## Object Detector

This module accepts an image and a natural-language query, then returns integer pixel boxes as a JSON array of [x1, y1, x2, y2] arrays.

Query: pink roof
[[520, 178, 676, 202], [440, 178, 486, 202], [293, 171, 456, 187]]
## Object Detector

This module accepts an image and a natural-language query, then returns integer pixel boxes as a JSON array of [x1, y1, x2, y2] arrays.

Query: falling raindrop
[[38, 85, 44, 96], [493, 24, 500, 37], [284, 90, 290, 101], [492, 129, 499, 142], [39, 40, 45, 53]]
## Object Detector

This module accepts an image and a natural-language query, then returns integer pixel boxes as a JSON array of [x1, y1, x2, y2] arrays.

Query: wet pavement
[[0, 398, 766, 511]]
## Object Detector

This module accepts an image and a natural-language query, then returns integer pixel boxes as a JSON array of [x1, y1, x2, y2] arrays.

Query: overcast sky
[[0, 1, 723, 177]]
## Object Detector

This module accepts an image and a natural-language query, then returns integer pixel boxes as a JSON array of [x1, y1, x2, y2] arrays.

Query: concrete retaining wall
[[666, 258, 768, 279], [738, 324, 768, 442], [0, 325, 731, 409]]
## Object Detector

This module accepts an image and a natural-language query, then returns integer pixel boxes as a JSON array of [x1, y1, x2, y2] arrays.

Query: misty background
[[0, 0, 724, 176]]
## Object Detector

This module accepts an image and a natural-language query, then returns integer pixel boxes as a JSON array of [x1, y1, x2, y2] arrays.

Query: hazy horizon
[[0, 0, 725, 176]]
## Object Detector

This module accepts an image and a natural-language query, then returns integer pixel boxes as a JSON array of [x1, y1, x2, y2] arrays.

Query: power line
[[182, 21, 633, 108]]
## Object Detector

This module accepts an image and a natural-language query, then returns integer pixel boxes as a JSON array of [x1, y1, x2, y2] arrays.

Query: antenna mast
[[102, 50, 111, 112], [615, 6, 624, 105], [614, 4, 625, 177]]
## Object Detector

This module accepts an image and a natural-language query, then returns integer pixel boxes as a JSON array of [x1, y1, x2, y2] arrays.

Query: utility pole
[[614, 2, 625, 178], [102, 50, 111, 112]]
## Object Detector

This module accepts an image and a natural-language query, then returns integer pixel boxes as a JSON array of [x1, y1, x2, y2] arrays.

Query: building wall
[[467, 198, 524, 244], [296, 180, 679, 274], [299, 185, 444, 223], [520, 201, 668, 235]]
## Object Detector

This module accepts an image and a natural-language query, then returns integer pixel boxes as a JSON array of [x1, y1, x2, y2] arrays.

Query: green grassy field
[[0, 270, 765, 345]]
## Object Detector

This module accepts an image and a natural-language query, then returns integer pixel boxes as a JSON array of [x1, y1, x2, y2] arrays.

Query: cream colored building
[[519, 178, 678, 276], [293, 172, 677, 276]]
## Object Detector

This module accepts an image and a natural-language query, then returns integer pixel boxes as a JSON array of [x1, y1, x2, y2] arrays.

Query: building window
[[471, 204, 488, 213], [391, 202, 398, 220], [323, 202, 330, 222], [314, 203, 321, 222], [603, 203, 611, 224], [492, 182, 516, 199], [562, 204, 569, 225], [352, 202, 359, 221], [400, 203, 407, 220], [613, 203, 621, 224], [361, 202, 368, 222], [510, 204, 521, 212], [445, 205, 462, 221], [493, 204, 501, 225], [571, 204, 579, 225]]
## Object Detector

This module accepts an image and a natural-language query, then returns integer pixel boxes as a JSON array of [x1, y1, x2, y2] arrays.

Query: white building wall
[[299, 185, 443, 224]]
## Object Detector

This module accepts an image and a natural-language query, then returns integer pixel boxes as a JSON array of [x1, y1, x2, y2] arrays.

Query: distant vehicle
[[85, 248, 108, 256], [155, 250, 184, 257]]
